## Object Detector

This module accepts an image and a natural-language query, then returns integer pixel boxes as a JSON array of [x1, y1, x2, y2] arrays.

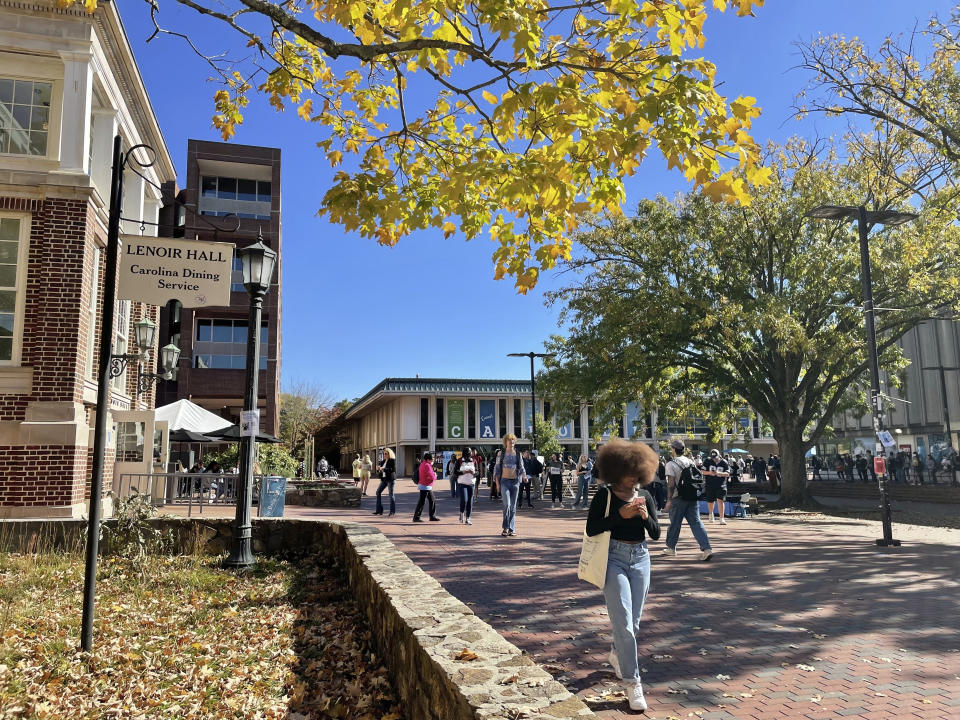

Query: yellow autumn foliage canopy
[[60, 0, 767, 292]]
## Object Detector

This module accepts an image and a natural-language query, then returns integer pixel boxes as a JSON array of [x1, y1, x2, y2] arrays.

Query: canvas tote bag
[[577, 486, 611, 589]]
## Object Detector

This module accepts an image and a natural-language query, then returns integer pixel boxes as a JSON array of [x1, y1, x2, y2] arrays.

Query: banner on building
[[447, 399, 465, 439], [557, 419, 573, 439], [479, 400, 496, 439], [524, 400, 534, 435], [118, 234, 233, 307]]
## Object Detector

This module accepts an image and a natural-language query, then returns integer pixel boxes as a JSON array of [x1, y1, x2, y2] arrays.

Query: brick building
[[0, 1, 175, 517], [156, 139, 282, 436]]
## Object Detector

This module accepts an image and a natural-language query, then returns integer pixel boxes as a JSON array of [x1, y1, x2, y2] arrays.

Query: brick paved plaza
[[167, 484, 960, 719]]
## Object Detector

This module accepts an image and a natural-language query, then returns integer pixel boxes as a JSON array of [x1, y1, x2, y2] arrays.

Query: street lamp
[[805, 203, 917, 547], [108, 317, 181, 396], [224, 234, 277, 569], [507, 351, 556, 453]]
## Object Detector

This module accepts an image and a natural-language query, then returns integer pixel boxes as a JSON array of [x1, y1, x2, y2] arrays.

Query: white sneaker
[[661, 546, 677, 556], [626, 680, 647, 711], [700, 549, 714, 561], [709, 515, 716, 523], [466, 518, 473, 525], [608, 648, 623, 679], [459, 512, 465, 523], [720, 518, 727, 525]]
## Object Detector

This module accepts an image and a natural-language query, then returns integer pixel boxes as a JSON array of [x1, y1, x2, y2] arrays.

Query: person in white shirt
[[456, 446, 477, 524]]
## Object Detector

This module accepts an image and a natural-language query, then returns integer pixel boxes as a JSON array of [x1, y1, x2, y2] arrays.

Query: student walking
[[413, 451, 440, 522], [703, 449, 729, 524], [572, 453, 593, 509], [360, 453, 372, 495], [456, 446, 477, 524], [492, 433, 526, 536], [352, 453, 362, 486], [547, 453, 564, 506], [662, 439, 713, 560], [373, 448, 396, 516], [585, 439, 660, 713]]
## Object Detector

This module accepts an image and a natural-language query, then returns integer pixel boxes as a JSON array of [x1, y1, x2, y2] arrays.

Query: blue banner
[[557, 418, 573, 439], [479, 399, 496, 439], [525, 400, 534, 435]]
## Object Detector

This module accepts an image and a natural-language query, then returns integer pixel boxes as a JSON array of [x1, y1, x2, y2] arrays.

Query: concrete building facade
[[338, 378, 777, 476]]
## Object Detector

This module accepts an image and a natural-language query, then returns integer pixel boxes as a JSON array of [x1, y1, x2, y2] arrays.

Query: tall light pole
[[507, 351, 556, 452], [806, 204, 917, 547], [224, 234, 277, 569]]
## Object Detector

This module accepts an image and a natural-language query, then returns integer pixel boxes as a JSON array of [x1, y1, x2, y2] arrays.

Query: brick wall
[[0, 445, 87, 507]]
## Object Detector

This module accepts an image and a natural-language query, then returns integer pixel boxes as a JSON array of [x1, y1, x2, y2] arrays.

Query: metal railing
[[116, 473, 265, 517]]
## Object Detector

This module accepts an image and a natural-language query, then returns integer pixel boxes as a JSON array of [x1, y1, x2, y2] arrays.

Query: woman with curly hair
[[586, 439, 661, 712]]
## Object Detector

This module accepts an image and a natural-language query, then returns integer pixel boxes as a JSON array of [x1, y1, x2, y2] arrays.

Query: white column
[[120, 168, 145, 235], [90, 109, 118, 200], [580, 402, 589, 456], [428, 394, 437, 452], [58, 51, 94, 174]]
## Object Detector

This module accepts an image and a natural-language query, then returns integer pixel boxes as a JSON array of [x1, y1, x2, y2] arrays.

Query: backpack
[[672, 457, 704, 502]]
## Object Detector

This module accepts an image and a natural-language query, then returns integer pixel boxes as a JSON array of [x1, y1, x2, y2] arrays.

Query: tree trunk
[[774, 426, 813, 507]]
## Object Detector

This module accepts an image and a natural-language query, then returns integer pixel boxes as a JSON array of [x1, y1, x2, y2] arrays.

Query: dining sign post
[[118, 235, 234, 307]]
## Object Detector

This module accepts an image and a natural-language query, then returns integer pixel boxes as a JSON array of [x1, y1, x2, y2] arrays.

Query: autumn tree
[[524, 414, 563, 459], [279, 379, 335, 457], [65, 0, 766, 290], [540, 136, 960, 506], [797, 11, 960, 190]]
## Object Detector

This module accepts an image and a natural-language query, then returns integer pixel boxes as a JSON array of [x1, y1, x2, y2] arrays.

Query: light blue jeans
[[500, 478, 520, 531], [665, 498, 712, 551], [573, 475, 591, 507], [603, 539, 651, 682]]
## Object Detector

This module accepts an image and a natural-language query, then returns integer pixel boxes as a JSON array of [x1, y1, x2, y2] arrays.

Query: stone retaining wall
[[0, 517, 597, 720], [284, 486, 361, 508]]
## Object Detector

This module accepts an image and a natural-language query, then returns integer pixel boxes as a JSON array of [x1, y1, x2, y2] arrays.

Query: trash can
[[259, 476, 287, 517]]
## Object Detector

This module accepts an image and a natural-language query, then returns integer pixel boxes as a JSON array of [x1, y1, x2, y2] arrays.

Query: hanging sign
[[479, 400, 496, 439], [877, 430, 897, 448], [240, 410, 259, 438], [447, 399, 465, 439], [118, 234, 233, 307]]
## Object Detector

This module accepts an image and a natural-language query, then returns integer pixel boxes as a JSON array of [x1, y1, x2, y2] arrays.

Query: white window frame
[[86, 243, 100, 379], [0, 212, 30, 366], [112, 299, 130, 392], [0, 76, 56, 158]]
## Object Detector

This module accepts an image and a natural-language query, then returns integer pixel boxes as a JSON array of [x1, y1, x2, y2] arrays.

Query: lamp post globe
[[159, 343, 181, 373], [238, 238, 277, 296], [133, 317, 158, 352]]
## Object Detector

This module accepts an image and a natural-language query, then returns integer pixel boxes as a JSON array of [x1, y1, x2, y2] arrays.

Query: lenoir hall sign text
[[118, 235, 234, 307]]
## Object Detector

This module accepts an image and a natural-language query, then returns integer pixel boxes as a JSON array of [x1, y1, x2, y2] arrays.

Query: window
[[86, 245, 100, 378], [194, 318, 267, 370], [543, 401, 551, 421], [468, 398, 476, 438], [513, 399, 522, 436], [420, 398, 428, 440], [0, 216, 27, 363], [573, 411, 581, 438], [198, 176, 272, 220], [435, 398, 444, 439], [231, 254, 245, 293], [0, 78, 52, 156], [112, 300, 130, 391], [115, 421, 144, 463], [498, 399, 507, 438]]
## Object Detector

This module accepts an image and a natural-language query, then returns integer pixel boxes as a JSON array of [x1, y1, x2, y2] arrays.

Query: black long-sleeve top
[[586, 486, 661, 543]]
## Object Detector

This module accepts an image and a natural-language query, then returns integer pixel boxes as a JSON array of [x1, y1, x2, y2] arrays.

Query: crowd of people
[[811, 448, 959, 484]]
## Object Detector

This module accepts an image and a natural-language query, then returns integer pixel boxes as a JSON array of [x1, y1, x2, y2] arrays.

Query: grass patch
[[0, 551, 403, 719]]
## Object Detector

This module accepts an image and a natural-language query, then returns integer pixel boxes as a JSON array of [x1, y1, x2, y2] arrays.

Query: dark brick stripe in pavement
[[167, 482, 960, 719]]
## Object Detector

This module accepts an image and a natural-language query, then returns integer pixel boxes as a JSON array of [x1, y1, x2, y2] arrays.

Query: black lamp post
[[224, 235, 276, 569], [805, 204, 917, 547], [507, 351, 556, 452]]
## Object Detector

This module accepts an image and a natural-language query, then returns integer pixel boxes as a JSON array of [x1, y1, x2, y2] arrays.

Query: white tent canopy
[[154, 399, 232, 434]]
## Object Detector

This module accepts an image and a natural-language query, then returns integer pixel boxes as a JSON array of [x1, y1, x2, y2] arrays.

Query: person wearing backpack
[[662, 439, 713, 561]]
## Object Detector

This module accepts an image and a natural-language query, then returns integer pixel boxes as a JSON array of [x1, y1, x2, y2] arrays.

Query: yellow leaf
[[442, 221, 457, 239], [482, 90, 498, 104]]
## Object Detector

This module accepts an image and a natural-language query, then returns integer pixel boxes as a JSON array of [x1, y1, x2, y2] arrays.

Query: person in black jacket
[[373, 448, 396, 516], [585, 439, 660, 713]]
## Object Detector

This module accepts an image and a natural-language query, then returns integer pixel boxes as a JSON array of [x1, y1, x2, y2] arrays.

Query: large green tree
[[64, 0, 766, 290], [540, 136, 960, 505]]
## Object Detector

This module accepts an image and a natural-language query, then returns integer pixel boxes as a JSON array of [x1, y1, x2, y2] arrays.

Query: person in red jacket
[[413, 451, 440, 522]]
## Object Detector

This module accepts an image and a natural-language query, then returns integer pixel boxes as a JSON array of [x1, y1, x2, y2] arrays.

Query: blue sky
[[117, 1, 954, 403]]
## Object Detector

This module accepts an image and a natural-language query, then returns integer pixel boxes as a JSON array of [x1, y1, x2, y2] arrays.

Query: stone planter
[[285, 486, 362, 508]]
